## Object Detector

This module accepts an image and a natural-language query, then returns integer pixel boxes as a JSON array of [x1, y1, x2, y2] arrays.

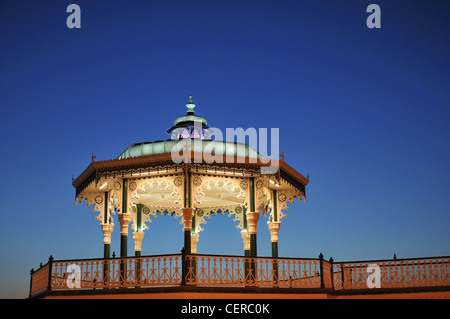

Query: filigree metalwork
[[76, 190, 112, 223], [193, 205, 244, 234], [96, 162, 184, 180], [276, 189, 304, 221], [254, 176, 273, 217], [128, 175, 184, 231]]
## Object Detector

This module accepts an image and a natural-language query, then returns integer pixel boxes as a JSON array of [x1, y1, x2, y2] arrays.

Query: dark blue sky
[[0, 0, 449, 298]]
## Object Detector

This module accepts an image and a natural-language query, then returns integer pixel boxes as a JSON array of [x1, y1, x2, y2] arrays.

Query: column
[[268, 221, 280, 284], [120, 179, 130, 257], [246, 211, 260, 257], [134, 203, 144, 256], [118, 212, 132, 257], [182, 207, 195, 254], [270, 189, 280, 258], [101, 191, 113, 284], [118, 212, 131, 284], [133, 230, 144, 286], [102, 191, 111, 258], [246, 210, 259, 286], [247, 178, 258, 257], [241, 206, 251, 256], [181, 207, 194, 285]]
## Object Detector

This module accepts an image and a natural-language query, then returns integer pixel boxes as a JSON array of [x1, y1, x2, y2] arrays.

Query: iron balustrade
[[29, 253, 450, 297], [184, 254, 323, 288], [332, 256, 450, 290]]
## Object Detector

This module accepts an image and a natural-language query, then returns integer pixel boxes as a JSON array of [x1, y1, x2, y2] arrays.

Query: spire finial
[[186, 95, 195, 114]]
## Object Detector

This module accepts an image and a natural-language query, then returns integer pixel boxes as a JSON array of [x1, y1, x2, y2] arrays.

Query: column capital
[[182, 207, 195, 231], [101, 223, 114, 245], [118, 213, 132, 236], [241, 230, 250, 251], [132, 231, 145, 252], [267, 221, 281, 242], [245, 211, 260, 234], [190, 233, 199, 254]]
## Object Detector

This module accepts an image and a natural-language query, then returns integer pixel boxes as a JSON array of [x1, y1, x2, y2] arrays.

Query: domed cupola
[[166, 96, 214, 140]]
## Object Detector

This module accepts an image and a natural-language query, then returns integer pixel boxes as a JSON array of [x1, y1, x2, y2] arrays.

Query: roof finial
[[186, 95, 195, 114]]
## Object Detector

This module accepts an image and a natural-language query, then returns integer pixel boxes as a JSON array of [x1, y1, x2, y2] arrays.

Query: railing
[[185, 254, 323, 288], [29, 254, 450, 297], [332, 256, 450, 290], [50, 254, 182, 291]]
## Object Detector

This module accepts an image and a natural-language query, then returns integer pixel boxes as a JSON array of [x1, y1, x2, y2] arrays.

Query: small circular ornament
[[278, 193, 287, 202], [173, 177, 182, 187], [95, 196, 103, 204], [129, 181, 137, 191]]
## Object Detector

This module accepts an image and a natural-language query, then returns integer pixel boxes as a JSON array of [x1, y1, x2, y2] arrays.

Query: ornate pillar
[[119, 178, 130, 257], [268, 220, 280, 283], [270, 188, 280, 258], [102, 191, 111, 258], [118, 213, 132, 257], [246, 211, 260, 257], [132, 230, 144, 286], [247, 177, 258, 257], [181, 207, 194, 286], [118, 212, 131, 283], [182, 207, 195, 254]]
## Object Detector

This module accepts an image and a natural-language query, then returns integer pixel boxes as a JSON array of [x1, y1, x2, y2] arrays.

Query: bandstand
[[73, 96, 308, 261]]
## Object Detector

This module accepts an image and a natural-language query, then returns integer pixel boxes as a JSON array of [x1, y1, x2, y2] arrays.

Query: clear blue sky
[[0, 0, 449, 298]]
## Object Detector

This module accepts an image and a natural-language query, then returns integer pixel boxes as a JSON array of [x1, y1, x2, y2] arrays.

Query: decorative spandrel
[[128, 175, 184, 231], [75, 177, 124, 224], [191, 174, 248, 234]]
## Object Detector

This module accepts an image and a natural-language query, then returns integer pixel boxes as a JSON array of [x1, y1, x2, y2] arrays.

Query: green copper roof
[[117, 139, 263, 160], [117, 96, 264, 160]]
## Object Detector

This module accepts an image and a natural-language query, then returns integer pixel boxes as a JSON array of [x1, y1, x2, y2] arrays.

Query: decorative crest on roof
[[186, 95, 195, 115]]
